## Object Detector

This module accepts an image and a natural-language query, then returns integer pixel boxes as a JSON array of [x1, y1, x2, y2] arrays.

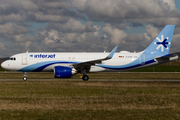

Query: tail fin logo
[[154, 35, 170, 52]]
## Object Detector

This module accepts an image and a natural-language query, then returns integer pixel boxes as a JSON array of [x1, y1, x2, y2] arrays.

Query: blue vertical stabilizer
[[143, 25, 175, 57]]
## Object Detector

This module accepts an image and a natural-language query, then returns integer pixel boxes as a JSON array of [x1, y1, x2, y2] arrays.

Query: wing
[[73, 46, 118, 71]]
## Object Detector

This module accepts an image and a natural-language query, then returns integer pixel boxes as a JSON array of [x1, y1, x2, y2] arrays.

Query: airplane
[[1, 25, 179, 81]]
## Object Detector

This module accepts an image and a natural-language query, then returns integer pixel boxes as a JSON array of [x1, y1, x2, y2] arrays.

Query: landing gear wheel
[[23, 77, 27, 81], [82, 75, 89, 81], [23, 72, 28, 81]]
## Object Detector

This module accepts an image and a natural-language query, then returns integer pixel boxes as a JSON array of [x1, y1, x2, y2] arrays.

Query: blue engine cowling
[[54, 66, 72, 78]]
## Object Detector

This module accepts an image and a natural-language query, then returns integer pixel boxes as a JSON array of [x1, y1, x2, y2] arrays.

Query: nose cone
[[1, 61, 9, 70]]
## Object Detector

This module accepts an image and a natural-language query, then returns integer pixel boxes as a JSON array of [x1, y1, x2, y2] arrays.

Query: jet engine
[[54, 66, 76, 78]]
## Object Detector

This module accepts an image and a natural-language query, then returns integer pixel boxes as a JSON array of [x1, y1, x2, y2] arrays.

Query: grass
[[0, 81, 180, 119], [0, 65, 180, 119], [131, 66, 180, 72]]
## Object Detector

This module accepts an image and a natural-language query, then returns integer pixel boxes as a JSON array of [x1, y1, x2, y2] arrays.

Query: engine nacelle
[[54, 66, 75, 78]]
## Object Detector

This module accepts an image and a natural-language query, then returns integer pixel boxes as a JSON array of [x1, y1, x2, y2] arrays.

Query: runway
[[1, 79, 180, 82]]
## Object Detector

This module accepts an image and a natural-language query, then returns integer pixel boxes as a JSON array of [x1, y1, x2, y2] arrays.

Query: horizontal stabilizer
[[155, 54, 179, 64]]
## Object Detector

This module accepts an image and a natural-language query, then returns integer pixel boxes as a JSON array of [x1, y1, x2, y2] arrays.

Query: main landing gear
[[23, 72, 28, 81], [81, 69, 89, 81], [82, 75, 89, 81]]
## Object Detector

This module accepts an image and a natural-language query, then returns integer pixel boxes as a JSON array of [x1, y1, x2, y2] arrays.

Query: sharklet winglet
[[106, 46, 118, 59]]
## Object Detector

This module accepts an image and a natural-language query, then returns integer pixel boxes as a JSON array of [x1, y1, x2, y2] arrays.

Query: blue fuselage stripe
[[97, 59, 156, 70]]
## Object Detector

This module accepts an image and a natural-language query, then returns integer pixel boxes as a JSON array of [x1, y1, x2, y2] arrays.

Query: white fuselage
[[2, 51, 152, 72]]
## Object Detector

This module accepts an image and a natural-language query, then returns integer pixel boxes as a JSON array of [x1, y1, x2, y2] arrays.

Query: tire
[[23, 77, 27, 81], [82, 75, 89, 81]]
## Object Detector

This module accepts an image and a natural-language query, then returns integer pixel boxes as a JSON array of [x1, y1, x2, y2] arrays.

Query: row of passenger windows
[[29, 57, 138, 60], [9, 57, 16, 61], [122, 56, 138, 58], [8, 56, 138, 61]]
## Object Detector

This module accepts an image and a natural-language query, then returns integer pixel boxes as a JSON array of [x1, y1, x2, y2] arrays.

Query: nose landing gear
[[23, 72, 27, 81]]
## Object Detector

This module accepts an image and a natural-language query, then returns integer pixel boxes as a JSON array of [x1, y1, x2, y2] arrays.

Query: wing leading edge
[[73, 46, 118, 67]]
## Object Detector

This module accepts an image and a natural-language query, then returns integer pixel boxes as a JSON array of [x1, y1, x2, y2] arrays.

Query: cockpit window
[[8, 57, 16, 61]]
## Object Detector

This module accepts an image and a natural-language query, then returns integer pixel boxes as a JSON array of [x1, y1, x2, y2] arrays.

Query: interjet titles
[[33, 54, 56, 58]]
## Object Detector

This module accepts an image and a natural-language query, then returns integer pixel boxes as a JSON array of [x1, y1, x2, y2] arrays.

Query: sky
[[1, 0, 180, 57]]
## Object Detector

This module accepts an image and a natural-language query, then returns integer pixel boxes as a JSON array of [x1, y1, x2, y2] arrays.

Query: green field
[[0, 65, 180, 119], [131, 66, 180, 72], [0, 81, 180, 119]]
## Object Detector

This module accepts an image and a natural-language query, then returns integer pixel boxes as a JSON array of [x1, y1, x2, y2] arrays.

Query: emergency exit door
[[22, 54, 27, 65]]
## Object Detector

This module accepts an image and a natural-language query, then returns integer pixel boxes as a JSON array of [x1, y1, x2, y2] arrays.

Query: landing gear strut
[[81, 69, 89, 81], [23, 72, 27, 81]]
